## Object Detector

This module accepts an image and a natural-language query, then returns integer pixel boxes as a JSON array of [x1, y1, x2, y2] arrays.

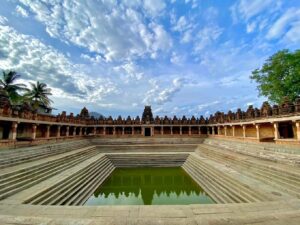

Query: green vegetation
[[250, 49, 300, 104], [24, 81, 53, 110], [0, 71, 27, 104], [0, 70, 52, 109], [85, 167, 214, 205]]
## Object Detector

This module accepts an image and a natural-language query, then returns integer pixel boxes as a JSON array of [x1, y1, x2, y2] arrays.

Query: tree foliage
[[0, 70, 28, 104], [0, 70, 53, 109], [24, 81, 53, 109], [250, 49, 300, 104]]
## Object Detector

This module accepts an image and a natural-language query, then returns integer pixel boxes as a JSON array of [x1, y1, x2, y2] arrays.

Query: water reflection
[[85, 167, 215, 205]]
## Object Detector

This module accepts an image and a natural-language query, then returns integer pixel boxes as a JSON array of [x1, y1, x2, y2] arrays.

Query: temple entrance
[[144, 128, 151, 137], [278, 122, 294, 139]]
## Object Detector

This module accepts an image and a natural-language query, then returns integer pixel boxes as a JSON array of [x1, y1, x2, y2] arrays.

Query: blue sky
[[0, 0, 300, 118]]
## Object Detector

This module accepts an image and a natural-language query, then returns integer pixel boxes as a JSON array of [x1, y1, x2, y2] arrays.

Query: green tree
[[25, 81, 53, 109], [0, 70, 27, 104], [250, 49, 300, 104]]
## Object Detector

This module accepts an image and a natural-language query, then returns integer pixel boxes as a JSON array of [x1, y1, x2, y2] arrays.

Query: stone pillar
[[93, 127, 96, 135], [73, 127, 76, 136], [161, 126, 164, 135], [170, 126, 173, 135], [296, 122, 300, 141], [255, 124, 260, 140], [188, 126, 191, 136], [45, 125, 50, 138], [232, 126, 235, 137], [103, 127, 106, 135], [242, 125, 246, 138], [212, 127, 215, 135], [141, 127, 145, 136], [10, 122, 18, 140], [132, 127, 135, 135], [113, 127, 116, 135], [224, 126, 227, 136], [207, 127, 210, 135], [218, 126, 221, 135], [151, 127, 154, 136], [79, 127, 82, 136], [273, 122, 280, 140], [180, 126, 182, 135], [31, 124, 37, 140], [83, 127, 87, 136], [56, 126, 61, 138], [198, 126, 201, 135], [122, 127, 125, 135], [66, 126, 69, 137]]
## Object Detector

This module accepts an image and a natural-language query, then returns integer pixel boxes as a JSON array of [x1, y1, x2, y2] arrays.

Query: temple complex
[[1, 89, 300, 224], [0, 90, 299, 148]]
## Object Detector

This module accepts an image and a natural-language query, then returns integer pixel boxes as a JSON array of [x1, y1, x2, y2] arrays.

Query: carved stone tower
[[142, 106, 154, 124]]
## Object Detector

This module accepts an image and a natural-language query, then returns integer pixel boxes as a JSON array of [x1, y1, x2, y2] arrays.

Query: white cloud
[[15, 5, 29, 18], [0, 15, 8, 25], [0, 24, 118, 105], [266, 8, 300, 42], [113, 61, 144, 82], [143, 0, 166, 16], [194, 25, 223, 52], [80, 54, 103, 64], [230, 0, 274, 22], [17, 0, 171, 62], [143, 78, 185, 105], [173, 16, 188, 32], [246, 22, 256, 33], [170, 52, 184, 65]]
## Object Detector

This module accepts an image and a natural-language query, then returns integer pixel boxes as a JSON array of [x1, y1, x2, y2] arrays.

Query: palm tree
[[25, 81, 53, 109], [0, 70, 27, 104]]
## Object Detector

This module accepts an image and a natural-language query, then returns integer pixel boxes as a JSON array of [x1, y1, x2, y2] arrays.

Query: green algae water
[[84, 167, 215, 205]]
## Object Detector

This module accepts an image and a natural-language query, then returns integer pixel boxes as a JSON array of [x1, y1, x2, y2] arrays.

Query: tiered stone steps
[[0, 140, 91, 168], [91, 137, 204, 145], [197, 144, 300, 198], [182, 153, 271, 204], [204, 138, 300, 165], [107, 153, 189, 167], [0, 146, 98, 200], [96, 144, 197, 153], [24, 155, 114, 206]]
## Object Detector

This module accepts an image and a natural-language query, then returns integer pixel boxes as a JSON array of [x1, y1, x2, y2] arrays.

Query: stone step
[[65, 163, 114, 205], [198, 144, 300, 198], [0, 149, 98, 200], [204, 139, 300, 166], [37, 158, 112, 205], [183, 154, 269, 203], [25, 156, 109, 205], [182, 163, 231, 204], [0, 140, 91, 168], [0, 147, 96, 184], [25, 157, 114, 206]]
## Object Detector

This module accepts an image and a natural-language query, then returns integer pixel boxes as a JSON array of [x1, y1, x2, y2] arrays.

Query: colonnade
[[207, 121, 300, 142]]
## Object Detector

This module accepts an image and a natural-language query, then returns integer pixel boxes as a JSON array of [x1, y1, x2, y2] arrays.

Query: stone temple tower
[[142, 106, 154, 124]]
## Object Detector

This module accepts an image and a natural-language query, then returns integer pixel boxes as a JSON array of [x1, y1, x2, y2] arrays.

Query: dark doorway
[[0, 121, 11, 139], [144, 128, 151, 137], [278, 122, 294, 139]]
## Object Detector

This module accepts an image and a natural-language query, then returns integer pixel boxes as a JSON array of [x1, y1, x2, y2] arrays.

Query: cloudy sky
[[0, 0, 300, 118]]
